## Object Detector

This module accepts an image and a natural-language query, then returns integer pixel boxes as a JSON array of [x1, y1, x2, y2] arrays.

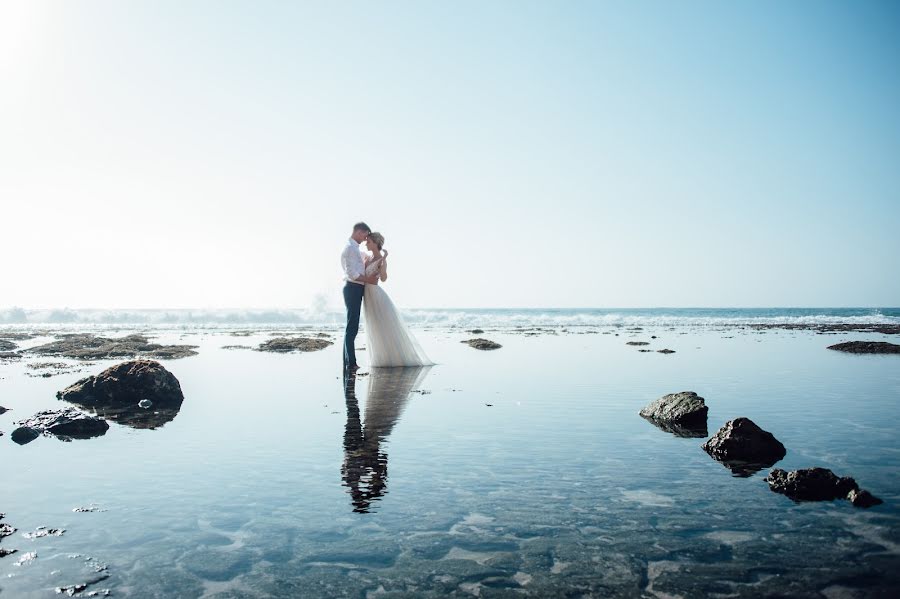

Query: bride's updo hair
[[368, 232, 385, 250]]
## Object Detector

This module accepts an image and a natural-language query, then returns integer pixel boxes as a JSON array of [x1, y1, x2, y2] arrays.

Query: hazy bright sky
[[2, 0, 898, 309]]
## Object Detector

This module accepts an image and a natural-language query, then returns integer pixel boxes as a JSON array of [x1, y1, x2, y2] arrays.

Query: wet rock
[[10, 426, 40, 445], [0, 405, 8, 415], [221, 344, 251, 350], [657, 349, 676, 354], [765, 467, 857, 501], [1, 522, 16, 538], [626, 341, 649, 346], [56, 575, 110, 596], [702, 418, 786, 476], [14, 408, 109, 441], [827, 341, 900, 354], [766, 468, 882, 508], [73, 506, 104, 513], [23, 526, 65, 539], [25, 333, 198, 360], [0, 351, 22, 360], [462, 338, 502, 350], [640, 391, 708, 438], [469, 329, 485, 334], [58, 360, 184, 429], [847, 488, 883, 508], [0, 547, 17, 557], [256, 337, 333, 353], [0, 340, 16, 351]]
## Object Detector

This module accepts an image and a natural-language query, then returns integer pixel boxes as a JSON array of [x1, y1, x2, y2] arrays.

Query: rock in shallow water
[[462, 338, 502, 350], [255, 337, 333, 353], [640, 391, 708, 438], [0, 340, 16, 351], [25, 333, 198, 360], [702, 418, 786, 476], [58, 360, 184, 429], [827, 341, 900, 354], [13, 408, 108, 442], [766, 468, 883, 508]]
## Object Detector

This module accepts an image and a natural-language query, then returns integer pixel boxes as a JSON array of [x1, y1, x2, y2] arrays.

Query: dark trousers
[[343, 282, 365, 368]]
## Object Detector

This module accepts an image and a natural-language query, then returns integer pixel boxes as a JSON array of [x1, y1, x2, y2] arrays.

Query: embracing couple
[[340, 222, 432, 372]]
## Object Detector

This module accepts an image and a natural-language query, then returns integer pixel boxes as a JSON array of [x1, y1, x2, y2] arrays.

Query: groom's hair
[[353, 222, 371, 234]]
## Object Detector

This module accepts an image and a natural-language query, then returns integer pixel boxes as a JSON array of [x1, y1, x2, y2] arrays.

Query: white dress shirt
[[341, 238, 366, 285]]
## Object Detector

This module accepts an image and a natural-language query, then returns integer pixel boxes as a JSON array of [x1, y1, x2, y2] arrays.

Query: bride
[[362, 232, 433, 367]]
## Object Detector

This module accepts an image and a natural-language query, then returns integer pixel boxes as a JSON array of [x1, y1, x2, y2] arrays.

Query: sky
[[1, 0, 898, 310]]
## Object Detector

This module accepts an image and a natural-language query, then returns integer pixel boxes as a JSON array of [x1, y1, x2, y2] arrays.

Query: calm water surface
[[1, 326, 899, 597]]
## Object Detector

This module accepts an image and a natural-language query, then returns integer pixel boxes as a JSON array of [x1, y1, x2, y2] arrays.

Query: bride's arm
[[379, 255, 388, 282]]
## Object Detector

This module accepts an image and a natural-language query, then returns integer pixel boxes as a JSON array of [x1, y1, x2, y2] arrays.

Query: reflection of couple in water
[[342, 366, 431, 513]]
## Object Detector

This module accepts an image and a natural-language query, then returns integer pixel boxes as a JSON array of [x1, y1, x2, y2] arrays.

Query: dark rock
[[0, 340, 16, 351], [657, 349, 676, 354], [11, 426, 40, 445], [469, 329, 485, 334], [15, 408, 108, 441], [25, 333, 198, 360], [0, 547, 17, 557], [827, 341, 900, 354], [702, 418, 786, 476], [58, 360, 184, 429], [256, 337, 333, 353], [462, 338, 502, 350], [0, 351, 22, 360], [221, 345, 251, 350], [56, 575, 110, 597], [626, 341, 649, 346], [0, 405, 8, 415], [0, 522, 16, 538], [766, 467, 857, 501], [640, 391, 708, 438], [847, 488, 883, 508]]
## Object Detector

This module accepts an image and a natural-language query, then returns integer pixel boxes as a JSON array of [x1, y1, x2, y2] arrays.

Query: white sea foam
[[0, 307, 897, 329]]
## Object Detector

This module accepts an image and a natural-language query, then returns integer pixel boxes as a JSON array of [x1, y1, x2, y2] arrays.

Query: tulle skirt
[[363, 285, 433, 367]]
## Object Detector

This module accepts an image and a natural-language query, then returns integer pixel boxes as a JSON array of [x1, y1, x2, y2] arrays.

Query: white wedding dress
[[363, 258, 433, 367]]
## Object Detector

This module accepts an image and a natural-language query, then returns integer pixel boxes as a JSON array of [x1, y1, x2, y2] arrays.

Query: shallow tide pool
[[2, 327, 899, 597]]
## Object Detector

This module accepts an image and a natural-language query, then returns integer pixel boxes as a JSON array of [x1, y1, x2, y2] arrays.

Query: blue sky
[[1, 1, 898, 309]]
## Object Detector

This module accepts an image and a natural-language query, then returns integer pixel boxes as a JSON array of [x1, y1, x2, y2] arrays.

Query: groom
[[341, 222, 379, 372]]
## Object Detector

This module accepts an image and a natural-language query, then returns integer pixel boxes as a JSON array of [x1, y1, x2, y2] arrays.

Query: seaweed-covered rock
[[826, 341, 900, 354], [14, 408, 108, 442], [25, 333, 198, 360], [58, 360, 184, 429], [462, 338, 502, 350], [767, 468, 883, 508], [640, 391, 708, 438], [702, 418, 786, 476], [256, 337, 333, 353]]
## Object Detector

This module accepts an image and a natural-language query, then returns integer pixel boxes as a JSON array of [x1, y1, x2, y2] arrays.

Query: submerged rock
[[462, 338, 502, 350], [640, 391, 708, 438], [626, 341, 650, 346], [256, 337, 333, 353], [702, 418, 786, 476], [25, 333, 198, 360], [58, 360, 184, 429], [826, 341, 900, 354], [14, 408, 108, 442], [766, 468, 882, 508]]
